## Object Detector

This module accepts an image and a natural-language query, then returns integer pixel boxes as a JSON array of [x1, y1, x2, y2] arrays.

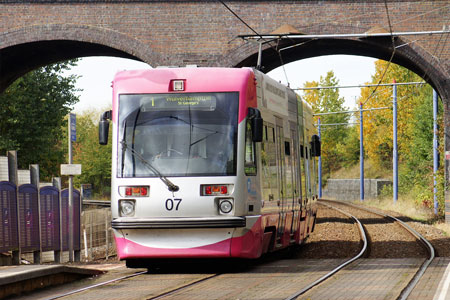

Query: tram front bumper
[[111, 216, 246, 229], [112, 216, 263, 259]]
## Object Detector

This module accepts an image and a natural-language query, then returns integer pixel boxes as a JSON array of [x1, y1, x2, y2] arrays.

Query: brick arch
[[0, 24, 166, 92], [221, 25, 449, 105]]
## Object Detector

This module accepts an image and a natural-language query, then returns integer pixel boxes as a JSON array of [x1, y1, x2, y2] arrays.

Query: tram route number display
[[165, 198, 182, 211], [141, 94, 216, 111]]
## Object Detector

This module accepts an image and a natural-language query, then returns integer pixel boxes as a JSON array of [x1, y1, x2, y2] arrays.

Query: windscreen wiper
[[189, 131, 220, 147], [121, 140, 180, 193]]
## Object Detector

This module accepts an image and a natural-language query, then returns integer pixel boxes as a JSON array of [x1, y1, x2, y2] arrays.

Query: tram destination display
[[140, 94, 217, 111]]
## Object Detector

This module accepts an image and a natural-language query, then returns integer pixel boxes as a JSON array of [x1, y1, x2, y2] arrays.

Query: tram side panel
[[254, 70, 315, 252], [301, 101, 318, 236], [230, 71, 265, 258]]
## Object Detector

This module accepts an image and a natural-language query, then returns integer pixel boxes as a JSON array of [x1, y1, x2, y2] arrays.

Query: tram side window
[[285, 139, 294, 201], [245, 121, 257, 175]]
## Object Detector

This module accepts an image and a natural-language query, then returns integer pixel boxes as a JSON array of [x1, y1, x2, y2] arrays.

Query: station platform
[[0, 263, 107, 299], [409, 257, 450, 300]]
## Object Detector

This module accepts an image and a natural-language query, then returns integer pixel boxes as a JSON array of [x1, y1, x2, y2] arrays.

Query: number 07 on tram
[[98, 67, 321, 267]]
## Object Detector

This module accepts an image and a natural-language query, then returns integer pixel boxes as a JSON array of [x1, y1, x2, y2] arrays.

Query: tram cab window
[[117, 92, 238, 177], [245, 121, 257, 175]]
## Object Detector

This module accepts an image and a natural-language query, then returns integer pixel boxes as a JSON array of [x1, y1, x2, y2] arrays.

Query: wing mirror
[[99, 110, 112, 145]]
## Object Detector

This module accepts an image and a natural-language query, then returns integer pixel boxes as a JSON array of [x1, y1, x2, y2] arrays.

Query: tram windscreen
[[117, 92, 238, 177]]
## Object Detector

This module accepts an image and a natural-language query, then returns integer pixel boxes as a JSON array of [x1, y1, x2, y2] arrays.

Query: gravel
[[297, 202, 450, 259]]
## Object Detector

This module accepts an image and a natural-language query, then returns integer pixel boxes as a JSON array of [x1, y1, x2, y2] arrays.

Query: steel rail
[[44, 270, 148, 300], [284, 202, 368, 300], [320, 199, 435, 300], [44, 271, 219, 300], [147, 274, 220, 300]]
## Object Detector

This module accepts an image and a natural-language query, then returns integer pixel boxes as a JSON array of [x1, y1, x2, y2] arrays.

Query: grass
[[435, 223, 450, 236], [328, 161, 450, 236], [351, 196, 450, 236]]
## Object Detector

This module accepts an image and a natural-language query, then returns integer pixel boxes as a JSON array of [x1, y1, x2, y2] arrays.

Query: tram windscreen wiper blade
[[120, 140, 179, 193], [189, 131, 220, 147]]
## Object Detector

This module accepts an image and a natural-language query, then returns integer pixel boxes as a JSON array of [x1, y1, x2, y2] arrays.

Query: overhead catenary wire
[[302, 82, 426, 116], [435, 26, 450, 62], [392, 3, 450, 26], [218, 0, 291, 86], [223, 0, 445, 102], [309, 81, 431, 132], [314, 106, 391, 116], [238, 29, 450, 41], [296, 81, 426, 90], [274, 3, 450, 38], [361, 0, 396, 106], [217, 0, 261, 38], [315, 122, 359, 127]]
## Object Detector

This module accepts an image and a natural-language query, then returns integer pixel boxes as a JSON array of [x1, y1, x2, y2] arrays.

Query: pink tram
[[99, 67, 320, 267]]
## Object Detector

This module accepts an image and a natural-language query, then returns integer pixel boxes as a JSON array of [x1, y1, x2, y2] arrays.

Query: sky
[[67, 55, 377, 113]]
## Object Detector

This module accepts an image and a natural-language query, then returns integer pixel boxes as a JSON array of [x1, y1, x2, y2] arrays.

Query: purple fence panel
[[40, 186, 60, 251], [18, 184, 40, 252], [0, 182, 18, 252], [61, 189, 81, 251]]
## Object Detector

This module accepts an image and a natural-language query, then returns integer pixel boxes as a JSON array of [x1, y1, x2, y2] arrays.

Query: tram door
[[290, 128, 300, 235], [275, 119, 287, 242]]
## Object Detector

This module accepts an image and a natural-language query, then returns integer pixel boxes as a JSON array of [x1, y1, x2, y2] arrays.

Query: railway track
[[43, 270, 148, 300], [308, 199, 435, 300], [38, 200, 433, 300], [283, 201, 368, 300]]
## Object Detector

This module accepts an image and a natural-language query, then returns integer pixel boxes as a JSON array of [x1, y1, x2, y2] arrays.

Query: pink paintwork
[[115, 217, 264, 259], [112, 67, 257, 124]]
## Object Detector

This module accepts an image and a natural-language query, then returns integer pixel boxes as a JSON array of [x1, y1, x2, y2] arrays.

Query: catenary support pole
[[360, 103, 364, 201], [393, 81, 398, 203], [433, 89, 439, 215], [318, 117, 322, 198]]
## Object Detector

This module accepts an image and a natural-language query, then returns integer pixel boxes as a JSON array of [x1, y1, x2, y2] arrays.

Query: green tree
[[72, 109, 112, 198], [0, 61, 79, 179], [303, 71, 350, 177], [360, 60, 444, 213]]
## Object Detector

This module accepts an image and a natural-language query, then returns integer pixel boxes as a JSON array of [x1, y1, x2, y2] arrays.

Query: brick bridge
[[1, 0, 450, 218]]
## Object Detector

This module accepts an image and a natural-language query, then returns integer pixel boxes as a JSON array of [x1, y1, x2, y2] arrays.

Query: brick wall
[[323, 179, 392, 201]]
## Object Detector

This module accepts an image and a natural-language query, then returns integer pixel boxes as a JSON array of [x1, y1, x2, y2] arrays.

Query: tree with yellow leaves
[[358, 60, 444, 212], [360, 60, 427, 170]]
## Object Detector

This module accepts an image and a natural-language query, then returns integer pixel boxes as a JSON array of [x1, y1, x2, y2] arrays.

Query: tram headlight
[[218, 199, 233, 214], [119, 200, 135, 217]]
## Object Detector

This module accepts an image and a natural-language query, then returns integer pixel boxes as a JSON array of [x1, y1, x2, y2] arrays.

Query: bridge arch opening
[[242, 42, 446, 215], [0, 40, 142, 92], [231, 37, 449, 104], [0, 24, 162, 93]]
